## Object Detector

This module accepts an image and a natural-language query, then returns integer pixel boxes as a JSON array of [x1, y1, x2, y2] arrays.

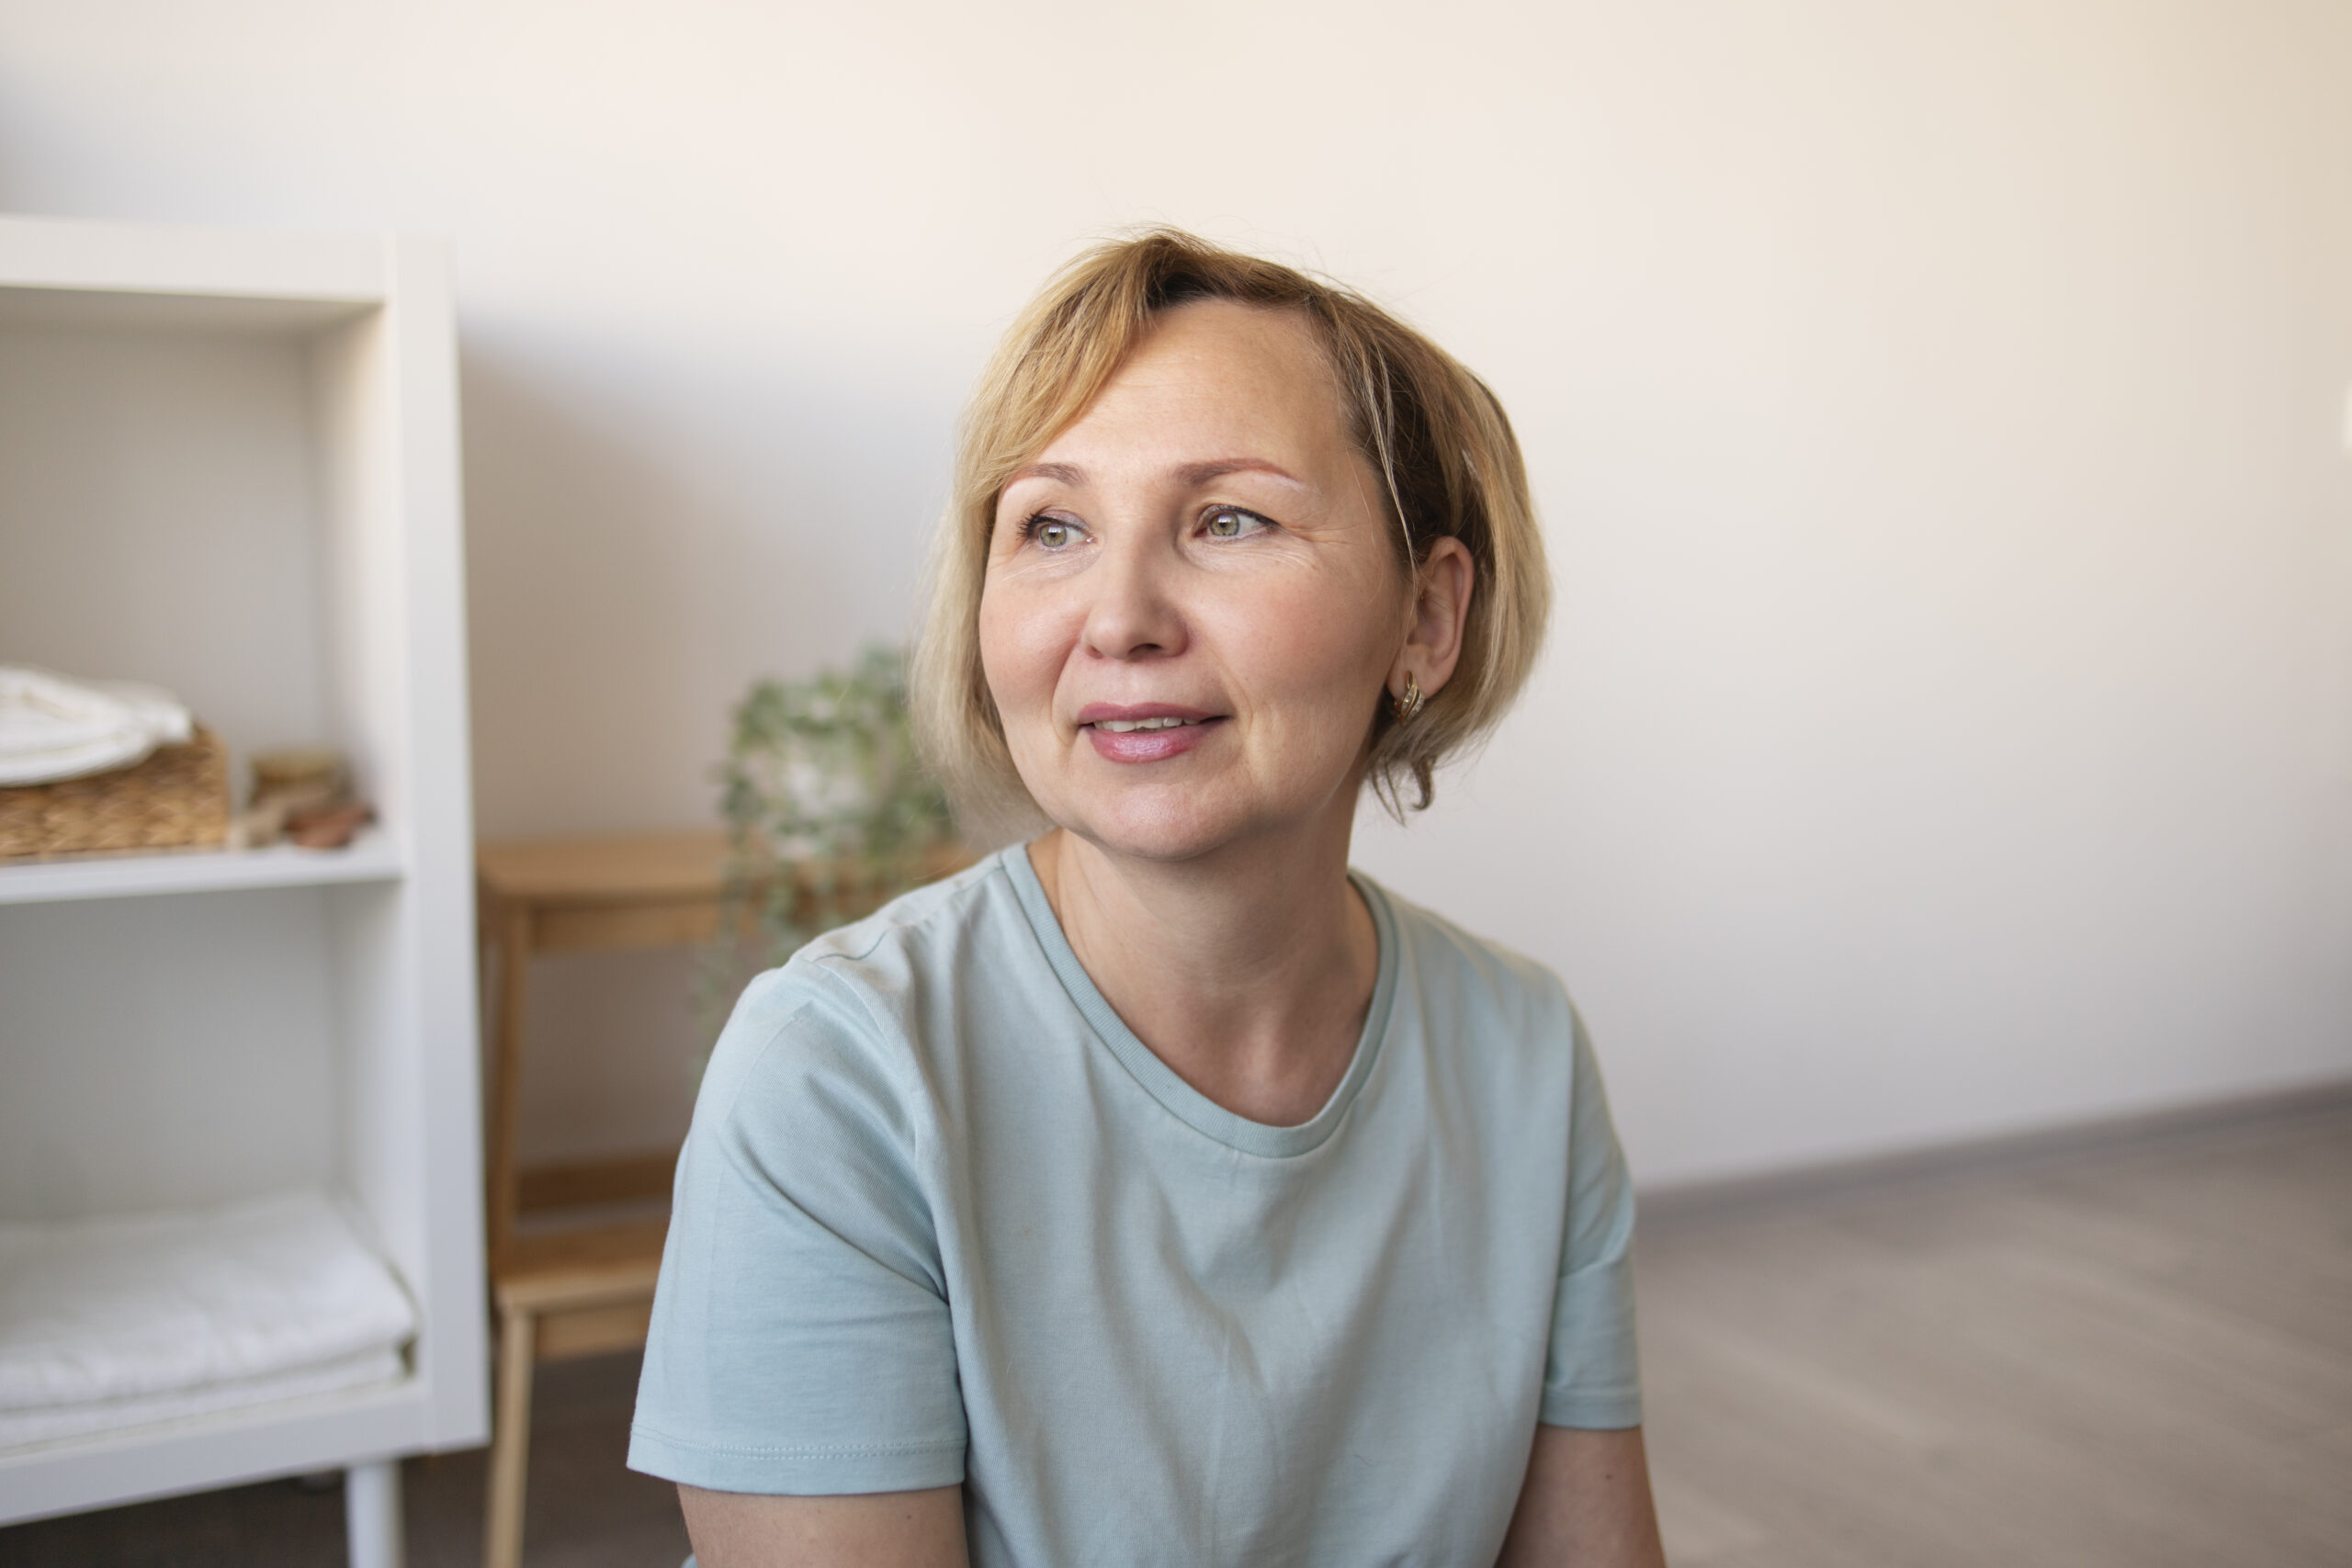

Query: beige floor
[[1639, 1101, 2352, 1568], [4, 1097, 2346, 1565]]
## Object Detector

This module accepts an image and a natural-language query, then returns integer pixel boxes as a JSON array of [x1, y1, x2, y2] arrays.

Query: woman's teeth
[[1093, 716, 1197, 733]]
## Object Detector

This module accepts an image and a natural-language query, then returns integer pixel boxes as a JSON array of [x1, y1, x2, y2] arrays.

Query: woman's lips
[[1080, 713, 1224, 763]]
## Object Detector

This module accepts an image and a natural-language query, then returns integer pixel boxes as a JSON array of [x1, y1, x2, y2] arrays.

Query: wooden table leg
[[486, 900, 532, 1271], [483, 1303, 537, 1568]]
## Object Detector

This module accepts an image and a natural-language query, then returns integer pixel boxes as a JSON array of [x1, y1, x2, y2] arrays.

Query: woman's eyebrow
[[1002, 457, 1308, 490], [1175, 457, 1307, 488], [1004, 462, 1083, 488]]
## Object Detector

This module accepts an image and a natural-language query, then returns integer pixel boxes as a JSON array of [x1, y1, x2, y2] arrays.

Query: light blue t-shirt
[[629, 846, 1640, 1566]]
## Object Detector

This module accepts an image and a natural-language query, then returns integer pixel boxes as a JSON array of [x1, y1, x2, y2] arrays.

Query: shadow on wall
[[459, 343, 702, 838], [457, 335, 955, 841]]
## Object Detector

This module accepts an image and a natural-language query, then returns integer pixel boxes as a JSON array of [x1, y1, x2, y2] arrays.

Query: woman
[[630, 230, 1666, 1567]]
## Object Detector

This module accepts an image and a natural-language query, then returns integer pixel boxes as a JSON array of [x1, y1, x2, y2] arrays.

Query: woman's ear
[[1390, 536, 1476, 698]]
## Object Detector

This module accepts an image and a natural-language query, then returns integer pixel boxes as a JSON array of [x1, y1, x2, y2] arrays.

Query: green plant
[[695, 644, 954, 1043]]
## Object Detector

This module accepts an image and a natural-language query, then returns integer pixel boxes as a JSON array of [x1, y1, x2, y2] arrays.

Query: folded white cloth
[[0, 1190, 416, 1430], [0, 665, 194, 786], [0, 1346, 405, 1450]]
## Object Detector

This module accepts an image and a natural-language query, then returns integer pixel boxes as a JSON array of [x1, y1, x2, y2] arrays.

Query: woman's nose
[[1080, 535, 1187, 662]]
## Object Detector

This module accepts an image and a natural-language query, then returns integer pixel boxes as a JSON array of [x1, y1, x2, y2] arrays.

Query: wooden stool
[[476, 832, 730, 1568], [484, 1225, 668, 1568], [475, 832, 971, 1568]]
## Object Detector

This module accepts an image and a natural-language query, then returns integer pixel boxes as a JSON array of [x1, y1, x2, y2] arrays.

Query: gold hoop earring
[[1395, 673, 1425, 723]]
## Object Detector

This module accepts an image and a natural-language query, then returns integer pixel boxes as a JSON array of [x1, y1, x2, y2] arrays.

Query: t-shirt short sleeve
[[628, 966, 967, 1495], [1538, 1005, 1645, 1430]]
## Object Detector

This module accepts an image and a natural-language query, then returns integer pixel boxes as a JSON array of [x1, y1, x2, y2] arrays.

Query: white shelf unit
[[0, 217, 487, 1551]]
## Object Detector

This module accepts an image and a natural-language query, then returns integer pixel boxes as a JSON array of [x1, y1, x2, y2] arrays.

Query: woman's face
[[978, 299, 1409, 863]]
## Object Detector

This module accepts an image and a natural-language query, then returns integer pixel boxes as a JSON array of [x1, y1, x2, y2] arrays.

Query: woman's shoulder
[[1358, 872, 1578, 1039], [695, 848, 1024, 1130]]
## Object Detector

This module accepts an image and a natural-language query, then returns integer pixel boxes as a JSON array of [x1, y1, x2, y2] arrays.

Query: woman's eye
[[1204, 506, 1270, 539], [1023, 513, 1083, 549]]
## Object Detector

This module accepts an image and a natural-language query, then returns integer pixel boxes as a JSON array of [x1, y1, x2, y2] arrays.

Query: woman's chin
[[1046, 791, 1271, 867]]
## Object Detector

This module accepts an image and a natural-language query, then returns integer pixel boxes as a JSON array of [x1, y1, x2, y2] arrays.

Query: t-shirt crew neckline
[[1001, 842, 1400, 1160]]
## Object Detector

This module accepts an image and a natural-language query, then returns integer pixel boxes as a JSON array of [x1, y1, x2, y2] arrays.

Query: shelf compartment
[[0, 828, 403, 906], [0, 1185, 430, 1525], [0, 1189, 416, 1452]]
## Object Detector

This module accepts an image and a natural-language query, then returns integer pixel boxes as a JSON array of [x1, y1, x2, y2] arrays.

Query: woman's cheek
[[1247, 581, 1385, 702], [980, 591, 1071, 740]]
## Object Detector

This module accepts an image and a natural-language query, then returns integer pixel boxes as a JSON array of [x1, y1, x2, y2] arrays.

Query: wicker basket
[[0, 727, 232, 860]]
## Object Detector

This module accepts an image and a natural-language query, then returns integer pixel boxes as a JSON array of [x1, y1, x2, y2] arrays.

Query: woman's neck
[[1026, 817, 1379, 1128]]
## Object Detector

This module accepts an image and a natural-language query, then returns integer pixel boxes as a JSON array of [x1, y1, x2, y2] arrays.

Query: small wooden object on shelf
[[238, 746, 375, 851]]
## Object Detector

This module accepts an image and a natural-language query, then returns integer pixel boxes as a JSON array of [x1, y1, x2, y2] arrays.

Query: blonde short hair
[[912, 228, 1549, 831]]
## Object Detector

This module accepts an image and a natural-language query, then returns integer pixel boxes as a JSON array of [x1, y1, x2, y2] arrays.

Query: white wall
[[4, 0, 2346, 1185]]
